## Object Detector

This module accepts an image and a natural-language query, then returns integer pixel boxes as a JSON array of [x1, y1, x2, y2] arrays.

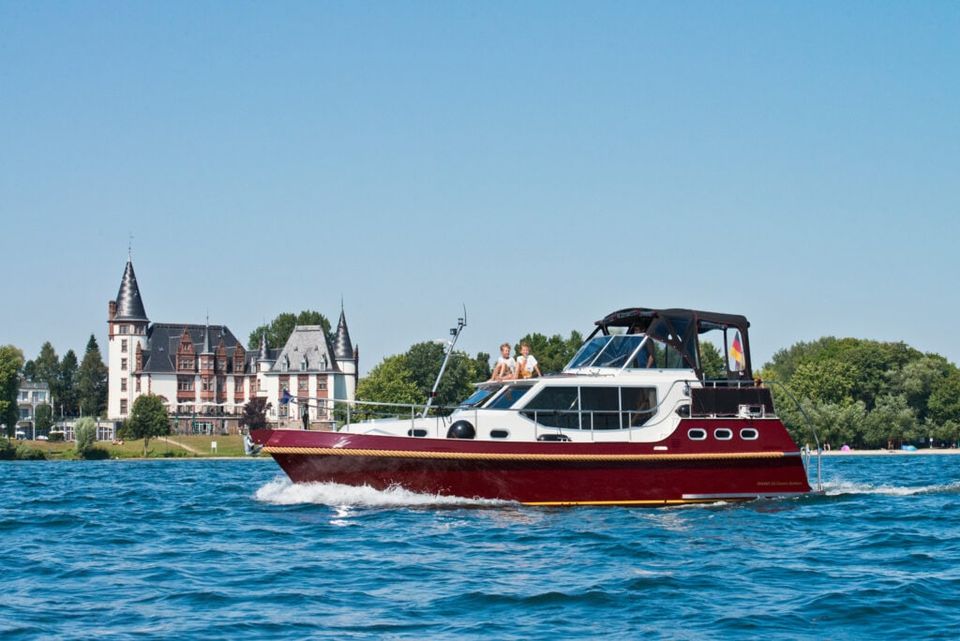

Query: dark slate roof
[[333, 310, 354, 360], [114, 260, 148, 321], [141, 323, 242, 374]]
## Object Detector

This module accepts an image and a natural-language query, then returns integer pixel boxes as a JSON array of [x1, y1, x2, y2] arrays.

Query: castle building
[[107, 259, 358, 433]]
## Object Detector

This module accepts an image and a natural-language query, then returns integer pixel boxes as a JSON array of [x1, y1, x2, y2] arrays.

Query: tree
[[0, 345, 25, 437], [126, 394, 171, 456], [74, 416, 97, 458], [76, 335, 108, 417], [928, 371, 960, 428], [700, 341, 725, 380], [789, 360, 859, 405], [863, 395, 916, 449], [240, 397, 272, 431], [248, 311, 331, 350], [355, 355, 422, 419], [34, 404, 54, 437], [34, 342, 59, 388], [22, 359, 37, 381], [58, 350, 79, 417]]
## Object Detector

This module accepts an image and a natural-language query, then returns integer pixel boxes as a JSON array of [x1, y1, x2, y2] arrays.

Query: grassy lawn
[[10, 434, 254, 460]]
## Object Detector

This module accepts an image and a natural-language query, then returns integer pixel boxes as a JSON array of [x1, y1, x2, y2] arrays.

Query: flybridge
[[588, 307, 754, 380]]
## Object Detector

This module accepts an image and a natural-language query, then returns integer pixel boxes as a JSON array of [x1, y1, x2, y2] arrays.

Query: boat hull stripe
[[262, 446, 795, 462]]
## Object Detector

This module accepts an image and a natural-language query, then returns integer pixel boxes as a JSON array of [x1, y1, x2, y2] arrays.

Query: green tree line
[[762, 337, 960, 449], [0, 335, 107, 437]]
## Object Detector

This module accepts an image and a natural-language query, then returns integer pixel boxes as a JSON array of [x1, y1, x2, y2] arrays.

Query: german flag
[[731, 332, 745, 371]]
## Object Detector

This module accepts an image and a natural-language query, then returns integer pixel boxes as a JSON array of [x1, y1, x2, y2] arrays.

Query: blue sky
[[2, 2, 958, 373]]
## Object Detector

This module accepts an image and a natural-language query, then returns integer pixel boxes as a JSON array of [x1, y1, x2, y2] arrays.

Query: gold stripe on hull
[[262, 446, 793, 463]]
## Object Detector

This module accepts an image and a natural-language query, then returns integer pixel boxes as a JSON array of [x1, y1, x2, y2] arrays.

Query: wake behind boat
[[252, 307, 819, 506]]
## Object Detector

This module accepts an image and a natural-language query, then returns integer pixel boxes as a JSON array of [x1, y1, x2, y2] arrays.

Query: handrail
[[765, 380, 822, 492]]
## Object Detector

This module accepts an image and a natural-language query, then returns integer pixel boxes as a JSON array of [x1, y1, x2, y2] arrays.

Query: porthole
[[740, 428, 759, 440], [714, 428, 733, 440], [407, 429, 428, 437], [687, 428, 707, 441], [490, 429, 509, 439]]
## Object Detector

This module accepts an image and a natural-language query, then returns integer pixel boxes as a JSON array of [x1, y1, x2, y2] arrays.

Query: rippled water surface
[[2, 456, 959, 640]]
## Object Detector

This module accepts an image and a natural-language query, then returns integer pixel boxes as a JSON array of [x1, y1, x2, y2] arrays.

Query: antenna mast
[[422, 305, 467, 418]]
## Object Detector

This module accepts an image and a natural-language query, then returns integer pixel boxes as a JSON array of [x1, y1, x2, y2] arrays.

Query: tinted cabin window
[[522, 387, 579, 428], [581, 387, 620, 429], [486, 384, 533, 409], [621, 387, 658, 427]]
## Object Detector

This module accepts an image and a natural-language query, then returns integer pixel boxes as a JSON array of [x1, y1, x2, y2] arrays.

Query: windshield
[[592, 335, 645, 368], [567, 336, 610, 369], [485, 384, 534, 409], [460, 386, 498, 408]]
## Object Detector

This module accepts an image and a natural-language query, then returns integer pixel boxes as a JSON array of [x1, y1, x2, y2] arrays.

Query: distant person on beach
[[516, 342, 542, 379], [490, 343, 516, 381]]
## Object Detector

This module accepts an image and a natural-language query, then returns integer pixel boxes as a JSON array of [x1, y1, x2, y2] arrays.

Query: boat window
[[490, 429, 510, 439], [566, 336, 610, 369], [714, 428, 733, 440], [740, 428, 759, 440], [460, 387, 497, 408], [407, 429, 428, 437], [592, 335, 645, 368], [581, 387, 621, 429], [485, 384, 533, 409], [687, 428, 707, 440], [621, 387, 658, 427], [521, 387, 579, 429]]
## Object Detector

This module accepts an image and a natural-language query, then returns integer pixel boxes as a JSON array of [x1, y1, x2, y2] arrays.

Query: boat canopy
[[590, 307, 754, 380]]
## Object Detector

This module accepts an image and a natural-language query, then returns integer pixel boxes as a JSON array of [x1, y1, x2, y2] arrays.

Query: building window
[[318, 380, 327, 391], [178, 377, 194, 391], [119, 325, 129, 335], [121, 378, 127, 391], [120, 399, 128, 414], [298, 378, 309, 393], [135, 378, 141, 392], [121, 339, 128, 353], [121, 358, 128, 371], [19, 391, 29, 401], [202, 379, 212, 392]]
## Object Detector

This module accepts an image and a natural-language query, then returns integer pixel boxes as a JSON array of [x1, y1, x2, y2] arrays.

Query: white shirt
[[518, 354, 538, 374], [496, 356, 516, 373]]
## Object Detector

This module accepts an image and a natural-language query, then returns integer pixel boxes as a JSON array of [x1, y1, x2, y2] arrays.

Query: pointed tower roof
[[201, 324, 213, 355], [257, 332, 269, 361], [114, 259, 148, 321], [333, 309, 354, 360]]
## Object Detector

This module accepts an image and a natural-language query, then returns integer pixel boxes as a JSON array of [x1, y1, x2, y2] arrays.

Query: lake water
[[1, 455, 958, 640]]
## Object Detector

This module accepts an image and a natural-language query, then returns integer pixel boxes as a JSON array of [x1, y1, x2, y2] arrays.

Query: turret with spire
[[107, 255, 150, 420], [333, 304, 358, 399]]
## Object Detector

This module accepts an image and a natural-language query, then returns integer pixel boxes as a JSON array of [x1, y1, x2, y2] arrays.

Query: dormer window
[[301, 357, 308, 371]]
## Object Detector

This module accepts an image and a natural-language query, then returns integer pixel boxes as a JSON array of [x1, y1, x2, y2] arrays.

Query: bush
[[15, 444, 46, 460], [75, 417, 97, 458], [48, 431, 65, 442], [0, 438, 15, 460], [83, 447, 109, 460]]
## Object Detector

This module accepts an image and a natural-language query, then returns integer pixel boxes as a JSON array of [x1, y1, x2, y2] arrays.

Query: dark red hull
[[252, 418, 812, 506]]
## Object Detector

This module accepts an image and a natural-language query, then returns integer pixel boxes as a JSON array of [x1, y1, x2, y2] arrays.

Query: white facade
[[106, 259, 358, 432]]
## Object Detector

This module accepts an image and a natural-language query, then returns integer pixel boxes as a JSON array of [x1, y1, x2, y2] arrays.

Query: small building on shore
[[106, 258, 358, 434], [16, 381, 51, 439]]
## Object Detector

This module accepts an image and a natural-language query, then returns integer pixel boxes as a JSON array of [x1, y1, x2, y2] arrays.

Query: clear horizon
[[2, 2, 958, 373]]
